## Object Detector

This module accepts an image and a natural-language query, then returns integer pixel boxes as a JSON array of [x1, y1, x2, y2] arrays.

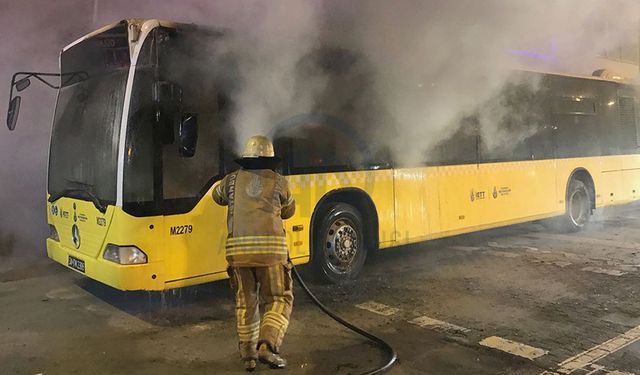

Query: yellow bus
[[7, 19, 640, 290]]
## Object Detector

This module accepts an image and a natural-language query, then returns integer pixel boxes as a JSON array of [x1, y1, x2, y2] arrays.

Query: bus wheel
[[313, 203, 367, 284], [564, 179, 591, 231]]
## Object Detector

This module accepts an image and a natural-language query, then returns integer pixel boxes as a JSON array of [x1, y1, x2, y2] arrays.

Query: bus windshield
[[48, 23, 130, 206]]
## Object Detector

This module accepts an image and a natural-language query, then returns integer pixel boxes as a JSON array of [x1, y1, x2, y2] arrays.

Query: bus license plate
[[68, 256, 85, 273]]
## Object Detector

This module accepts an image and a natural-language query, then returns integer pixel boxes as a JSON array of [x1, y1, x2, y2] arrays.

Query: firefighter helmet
[[242, 135, 275, 158]]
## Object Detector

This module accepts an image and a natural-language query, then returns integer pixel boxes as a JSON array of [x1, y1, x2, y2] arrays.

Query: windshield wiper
[[48, 188, 107, 213]]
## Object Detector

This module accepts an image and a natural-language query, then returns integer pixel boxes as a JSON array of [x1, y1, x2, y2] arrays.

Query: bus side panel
[[596, 156, 624, 205], [286, 174, 315, 260], [365, 170, 396, 245], [478, 159, 559, 226], [425, 168, 442, 235], [615, 155, 634, 203], [162, 190, 229, 286], [393, 168, 429, 242], [555, 156, 622, 209], [288, 170, 395, 254], [623, 154, 640, 201], [434, 164, 480, 233]]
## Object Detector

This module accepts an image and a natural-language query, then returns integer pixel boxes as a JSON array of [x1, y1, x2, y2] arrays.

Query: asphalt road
[[2, 202, 640, 374]]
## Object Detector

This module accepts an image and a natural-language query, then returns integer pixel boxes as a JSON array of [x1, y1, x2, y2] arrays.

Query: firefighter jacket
[[212, 168, 296, 267]]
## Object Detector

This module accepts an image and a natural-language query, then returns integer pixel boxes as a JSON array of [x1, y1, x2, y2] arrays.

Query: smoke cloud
[[193, 0, 640, 164], [335, 0, 640, 163], [1, 0, 639, 257]]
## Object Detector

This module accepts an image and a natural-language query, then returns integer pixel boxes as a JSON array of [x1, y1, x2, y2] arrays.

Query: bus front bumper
[[46, 239, 164, 291]]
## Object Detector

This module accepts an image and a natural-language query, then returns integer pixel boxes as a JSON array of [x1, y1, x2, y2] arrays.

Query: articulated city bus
[[7, 19, 640, 290]]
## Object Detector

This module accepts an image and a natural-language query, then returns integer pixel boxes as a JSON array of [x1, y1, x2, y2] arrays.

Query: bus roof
[[62, 19, 635, 87], [62, 19, 182, 52], [520, 68, 633, 85]]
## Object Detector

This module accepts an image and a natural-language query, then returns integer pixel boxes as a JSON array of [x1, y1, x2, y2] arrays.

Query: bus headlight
[[103, 244, 148, 265]]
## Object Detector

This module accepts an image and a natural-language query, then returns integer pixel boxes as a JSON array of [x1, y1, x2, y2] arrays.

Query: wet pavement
[[2, 202, 640, 374]]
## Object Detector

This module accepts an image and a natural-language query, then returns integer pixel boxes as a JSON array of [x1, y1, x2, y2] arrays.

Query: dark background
[[0, 0, 235, 257]]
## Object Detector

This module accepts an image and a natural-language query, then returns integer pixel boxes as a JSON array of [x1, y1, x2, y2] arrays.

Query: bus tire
[[313, 203, 367, 284], [562, 179, 591, 232]]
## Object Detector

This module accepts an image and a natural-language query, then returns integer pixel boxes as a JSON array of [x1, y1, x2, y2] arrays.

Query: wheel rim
[[569, 189, 588, 226], [324, 218, 360, 275]]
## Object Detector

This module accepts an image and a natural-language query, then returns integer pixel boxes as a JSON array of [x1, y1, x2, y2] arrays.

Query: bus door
[[150, 27, 234, 285]]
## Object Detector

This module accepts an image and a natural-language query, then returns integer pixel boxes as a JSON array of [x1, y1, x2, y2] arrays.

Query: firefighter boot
[[244, 359, 257, 372], [239, 342, 258, 372], [258, 343, 287, 369]]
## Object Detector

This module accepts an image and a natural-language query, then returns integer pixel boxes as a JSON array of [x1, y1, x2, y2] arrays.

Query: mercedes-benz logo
[[71, 224, 81, 249]]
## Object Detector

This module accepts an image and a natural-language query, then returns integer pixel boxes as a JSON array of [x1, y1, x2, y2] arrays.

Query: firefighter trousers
[[228, 263, 294, 359]]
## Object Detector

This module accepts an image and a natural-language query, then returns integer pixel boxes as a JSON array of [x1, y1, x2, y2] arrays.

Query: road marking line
[[488, 241, 510, 248], [355, 301, 400, 316], [485, 250, 522, 258], [408, 315, 471, 334], [522, 246, 540, 252], [541, 366, 635, 375], [479, 336, 548, 360], [553, 325, 640, 374], [581, 266, 627, 276], [532, 259, 573, 268]]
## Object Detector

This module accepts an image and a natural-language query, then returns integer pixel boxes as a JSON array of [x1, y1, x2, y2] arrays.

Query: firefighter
[[212, 135, 295, 372]]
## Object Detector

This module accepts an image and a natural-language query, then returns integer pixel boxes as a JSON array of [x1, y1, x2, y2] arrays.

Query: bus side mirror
[[178, 113, 198, 157], [7, 96, 21, 131], [15, 78, 31, 92]]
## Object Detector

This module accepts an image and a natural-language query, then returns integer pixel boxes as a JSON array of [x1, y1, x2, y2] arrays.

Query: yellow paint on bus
[[46, 154, 640, 291]]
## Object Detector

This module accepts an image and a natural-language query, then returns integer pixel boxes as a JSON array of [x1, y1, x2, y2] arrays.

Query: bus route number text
[[170, 225, 193, 236]]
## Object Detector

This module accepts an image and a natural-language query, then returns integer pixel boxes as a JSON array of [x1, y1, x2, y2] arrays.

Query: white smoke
[[324, 0, 640, 163], [215, 1, 326, 150]]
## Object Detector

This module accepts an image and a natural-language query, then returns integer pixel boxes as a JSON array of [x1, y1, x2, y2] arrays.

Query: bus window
[[274, 122, 365, 174], [551, 96, 602, 158], [478, 78, 545, 163], [618, 96, 639, 150], [593, 82, 621, 156], [551, 97, 596, 115], [524, 122, 555, 160], [123, 33, 158, 215], [157, 28, 230, 214], [123, 69, 156, 211], [50, 23, 129, 209], [428, 117, 478, 165]]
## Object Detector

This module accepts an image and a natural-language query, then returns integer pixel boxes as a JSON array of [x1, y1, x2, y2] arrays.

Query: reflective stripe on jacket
[[212, 169, 295, 266]]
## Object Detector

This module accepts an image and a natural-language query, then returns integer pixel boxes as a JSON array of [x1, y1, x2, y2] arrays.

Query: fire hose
[[291, 265, 398, 374]]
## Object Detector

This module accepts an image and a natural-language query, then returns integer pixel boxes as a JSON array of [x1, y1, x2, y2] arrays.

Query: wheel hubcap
[[569, 190, 588, 226], [325, 219, 359, 274]]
